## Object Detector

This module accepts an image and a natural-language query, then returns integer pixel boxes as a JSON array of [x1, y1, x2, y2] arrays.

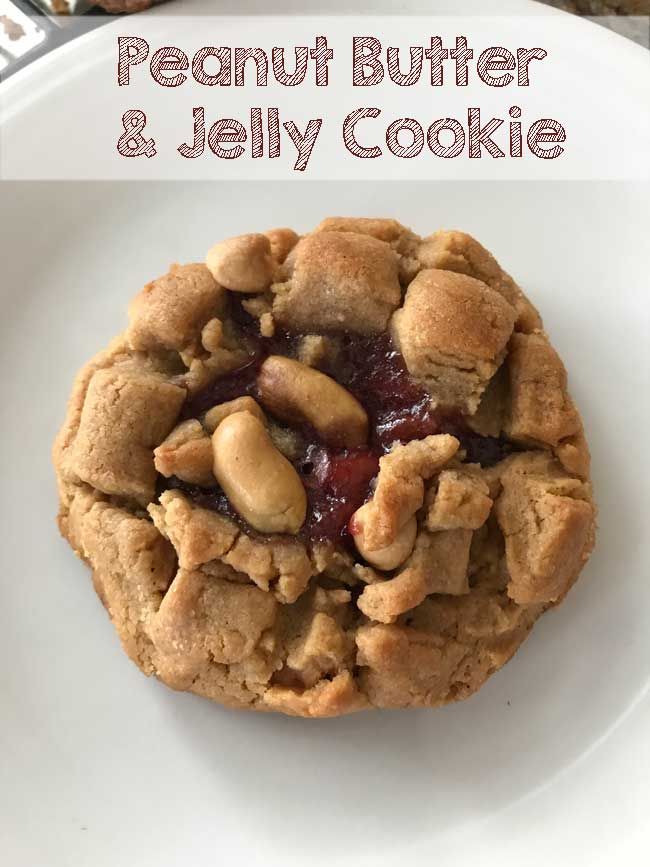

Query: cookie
[[53, 219, 596, 717]]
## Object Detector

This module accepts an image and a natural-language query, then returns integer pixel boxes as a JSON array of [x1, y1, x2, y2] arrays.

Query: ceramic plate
[[1, 4, 649, 866]]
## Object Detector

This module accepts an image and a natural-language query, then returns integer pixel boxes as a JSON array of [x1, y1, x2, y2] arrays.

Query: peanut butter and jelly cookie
[[53, 218, 595, 717]]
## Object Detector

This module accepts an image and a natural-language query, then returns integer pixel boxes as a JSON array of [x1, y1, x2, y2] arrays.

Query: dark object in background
[[89, 0, 650, 12], [545, 0, 650, 13], [94, 0, 154, 11], [1, 0, 647, 82]]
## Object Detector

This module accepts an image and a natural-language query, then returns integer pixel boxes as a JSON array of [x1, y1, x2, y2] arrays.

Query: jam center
[[168, 302, 512, 543]]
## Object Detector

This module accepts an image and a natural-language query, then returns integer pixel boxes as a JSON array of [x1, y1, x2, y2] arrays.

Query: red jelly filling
[[167, 300, 512, 544], [322, 332, 442, 449], [299, 445, 380, 543], [163, 446, 380, 545]]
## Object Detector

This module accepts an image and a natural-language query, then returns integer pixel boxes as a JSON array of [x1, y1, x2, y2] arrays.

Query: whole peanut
[[204, 396, 266, 434], [257, 356, 368, 448], [205, 234, 274, 293], [265, 227, 299, 263], [351, 504, 417, 571], [212, 411, 307, 534]]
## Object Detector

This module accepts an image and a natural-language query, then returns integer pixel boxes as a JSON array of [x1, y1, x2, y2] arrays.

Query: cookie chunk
[[494, 454, 595, 604], [149, 490, 239, 571], [505, 332, 581, 447], [154, 420, 214, 487], [392, 269, 516, 413], [554, 429, 591, 479], [417, 230, 541, 332], [150, 490, 313, 604], [357, 528, 473, 623], [314, 216, 421, 283], [127, 263, 226, 353], [272, 231, 402, 334], [149, 569, 278, 695], [65, 488, 176, 673], [67, 365, 185, 505], [353, 435, 459, 551], [426, 469, 493, 531], [54, 216, 595, 718], [356, 590, 540, 708]]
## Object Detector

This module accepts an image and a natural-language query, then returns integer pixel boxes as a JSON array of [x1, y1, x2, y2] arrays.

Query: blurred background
[[1, 0, 648, 79]]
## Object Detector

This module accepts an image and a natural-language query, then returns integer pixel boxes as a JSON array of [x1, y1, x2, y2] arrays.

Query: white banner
[[1, 14, 649, 180]]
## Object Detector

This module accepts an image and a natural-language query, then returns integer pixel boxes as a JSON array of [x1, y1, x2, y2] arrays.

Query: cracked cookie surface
[[53, 218, 596, 718]]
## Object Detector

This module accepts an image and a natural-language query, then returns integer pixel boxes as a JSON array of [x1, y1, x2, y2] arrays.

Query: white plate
[[1, 5, 649, 867]]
